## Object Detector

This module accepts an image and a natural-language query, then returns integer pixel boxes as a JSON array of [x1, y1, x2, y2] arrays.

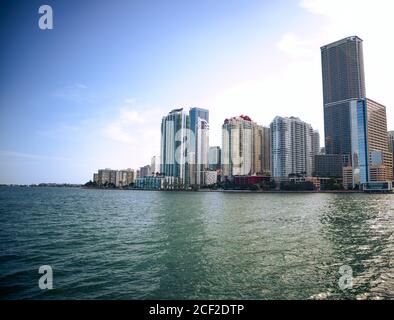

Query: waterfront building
[[150, 156, 160, 175], [115, 170, 127, 187], [232, 175, 272, 187], [270, 116, 314, 180], [204, 170, 218, 186], [342, 166, 354, 189], [97, 168, 117, 186], [314, 154, 343, 178], [93, 173, 98, 184], [221, 115, 258, 178], [311, 129, 320, 175], [208, 146, 221, 171], [134, 176, 183, 190], [320, 36, 392, 188], [321, 36, 366, 156], [139, 165, 151, 178], [160, 108, 190, 186], [116, 169, 134, 187], [252, 125, 263, 175], [261, 126, 271, 175], [365, 99, 392, 183], [189, 108, 209, 186], [388, 131, 394, 180]]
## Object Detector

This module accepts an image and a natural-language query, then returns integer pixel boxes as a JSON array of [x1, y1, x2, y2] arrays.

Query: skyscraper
[[321, 36, 392, 188], [208, 146, 221, 171], [271, 116, 314, 180], [252, 125, 263, 175], [311, 129, 320, 175], [160, 108, 190, 186], [388, 131, 394, 181], [321, 36, 366, 156], [365, 99, 392, 183], [261, 126, 271, 175], [222, 115, 255, 178], [189, 108, 209, 185]]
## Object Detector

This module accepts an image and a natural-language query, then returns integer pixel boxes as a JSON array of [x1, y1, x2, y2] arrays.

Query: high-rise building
[[208, 146, 221, 171], [189, 108, 209, 185], [320, 36, 392, 188], [160, 108, 190, 186], [139, 165, 151, 178], [321, 36, 366, 156], [388, 131, 394, 180], [365, 99, 392, 183], [270, 116, 313, 180], [261, 127, 271, 175], [222, 115, 255, 178], [151, 156, 160, 175], [97, 168, 117, 186], [311, 129, 320, 175], [252, 125, 263, 175], [315, 154, 343, 178]]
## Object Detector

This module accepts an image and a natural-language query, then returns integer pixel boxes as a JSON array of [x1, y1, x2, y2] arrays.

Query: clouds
[[52, 83, 93, 104], [277, 33, 315, 59], [298, 0, 394, 129], [102, 99, 165, 167]]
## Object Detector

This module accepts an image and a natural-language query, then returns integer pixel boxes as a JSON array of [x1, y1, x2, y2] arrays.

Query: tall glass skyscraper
[[321, 36, 366, 156], [321, 36, 392, 188], [160, 108, 190, 186]]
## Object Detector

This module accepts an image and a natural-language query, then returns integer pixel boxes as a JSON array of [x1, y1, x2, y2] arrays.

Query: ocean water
[[0, 186, 393, 300]]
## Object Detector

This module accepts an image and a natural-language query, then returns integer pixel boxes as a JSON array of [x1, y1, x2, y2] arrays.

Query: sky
[[0, 0, 393, 184]]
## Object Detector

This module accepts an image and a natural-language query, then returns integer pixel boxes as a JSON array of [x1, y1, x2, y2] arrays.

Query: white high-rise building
[[151, 156, 160, 175], [222, 115, 255, 178], [271, 116, 314, 180], [189, 108, 209, 186]]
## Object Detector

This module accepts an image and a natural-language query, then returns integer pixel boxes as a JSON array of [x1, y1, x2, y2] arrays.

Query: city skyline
[[1, 0, 394, 184]]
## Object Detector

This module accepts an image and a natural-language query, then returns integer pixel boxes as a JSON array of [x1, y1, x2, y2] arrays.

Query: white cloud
[[0, 150, 67, 161], [102, 100, 165, 168], [277, 33, 315, 59], [52, 83, 93, 104]]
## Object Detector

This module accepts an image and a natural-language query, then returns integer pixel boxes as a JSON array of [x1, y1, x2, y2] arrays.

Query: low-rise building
[[204, 170, 218, 186]]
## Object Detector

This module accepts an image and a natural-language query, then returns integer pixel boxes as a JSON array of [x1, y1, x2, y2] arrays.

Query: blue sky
[[1, 0, 393, 184]]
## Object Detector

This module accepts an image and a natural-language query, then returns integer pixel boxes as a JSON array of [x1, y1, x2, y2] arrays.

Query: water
[[0, 186, 393, 300]]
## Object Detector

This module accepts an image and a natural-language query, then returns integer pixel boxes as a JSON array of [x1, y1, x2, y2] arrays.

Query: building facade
[[261, 126, 271, 175], [208, 146, 221, 171], [270, 116, 314, 180], [321, 36, 366, 157], [365, 99, 392, 183], [388, 131, 394, 181], [314, 154, 343, 178], [311, 129, 320, 175], [222, 115, 258, 178], [321, 36, 392, 189], [189, 107, 209, 186], [160, 108, 190, 186]]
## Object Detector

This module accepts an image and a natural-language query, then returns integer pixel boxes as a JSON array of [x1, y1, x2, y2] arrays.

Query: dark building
[[321, 36, 366, 156], [233, 175, 272, 187], [314, 154, 343, 178]]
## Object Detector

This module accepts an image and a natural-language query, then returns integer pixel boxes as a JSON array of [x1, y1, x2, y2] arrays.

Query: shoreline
[[81, 187, 390, 194]]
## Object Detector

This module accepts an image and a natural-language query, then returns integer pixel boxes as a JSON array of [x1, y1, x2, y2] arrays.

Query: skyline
[[1, 0, 394, 184]]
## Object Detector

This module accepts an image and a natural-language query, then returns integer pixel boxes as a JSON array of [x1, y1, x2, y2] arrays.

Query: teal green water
[[0, 187, 393, 299]]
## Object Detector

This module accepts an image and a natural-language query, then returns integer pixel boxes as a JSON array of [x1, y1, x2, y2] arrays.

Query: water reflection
[[320, 194, 394, 299]]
